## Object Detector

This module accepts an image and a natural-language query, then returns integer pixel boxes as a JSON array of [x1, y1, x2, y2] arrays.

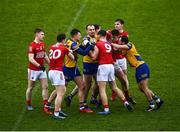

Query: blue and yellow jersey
[[64, 39, 80, 68], [123, 42, 145, 68], [82, 35, 97, 63]]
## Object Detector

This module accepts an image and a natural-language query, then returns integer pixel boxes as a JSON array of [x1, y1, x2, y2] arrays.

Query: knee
[[42, 84, 48, 90], [79, 82, 85, 90], [27, 86, 33, 92], [139, 85, 146, 93]]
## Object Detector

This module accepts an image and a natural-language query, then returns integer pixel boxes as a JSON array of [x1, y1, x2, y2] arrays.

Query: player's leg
[[112, 69, 125, 101], [114, 59, 136, 104], [97, 81, 110, 115], [63, 66, 78, 106], [138, 79, 163, 111], [26, 69, 37, 110], [90, 75, 100, 106], [117, 69, 136, 104], [40, 78, 48, 102], [64, 85, 78, 106], [110, 61, 121, 101], [46, 89, 56, 109], [97, 64, 112, 115], [88, 63, 100, 105], [136, 63, 163, 111], [83, 62, 93, 102], [74, 75, 93, 113], [39, 77, 51, 114], [138, 79, 156, 111], [109, 80, 133, 111], [53, 85, 67, 119], [70, 85, 79, 98], [110, 64, 132, 111], [26, 79, 35, 110], [84, 74, 93, 102]]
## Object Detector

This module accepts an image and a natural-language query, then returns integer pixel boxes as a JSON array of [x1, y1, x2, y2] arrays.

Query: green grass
[[0, 0, 180, 130]]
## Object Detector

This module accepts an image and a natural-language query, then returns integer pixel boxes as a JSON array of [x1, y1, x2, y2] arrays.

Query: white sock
[[54, 111, 59, 116], [156, 98, 161, 103], [124, 101, 129, 105], [104, 108, 109, 112]]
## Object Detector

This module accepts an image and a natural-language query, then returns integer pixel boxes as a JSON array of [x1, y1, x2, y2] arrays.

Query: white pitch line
[[66, 0, 88, 34], [11, 0, 88, 130], [11, 86, 39, 131]]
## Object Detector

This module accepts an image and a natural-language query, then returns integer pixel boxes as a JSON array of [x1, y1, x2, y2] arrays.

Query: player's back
[[120, 31, 128, 37], [96, 40, 114, 65], [49, 44, 69, 71], [124, 43, 144, 68], [64, 39, 79, 68]]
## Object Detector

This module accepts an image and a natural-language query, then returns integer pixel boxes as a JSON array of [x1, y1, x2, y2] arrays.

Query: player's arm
[[28, 53, 41, 67], [44, 52, 50, 65], [111, 43, 132, 50], [67, 50, 75, 60], [72, 42, 94, 56], [89, 45, 99, 60]]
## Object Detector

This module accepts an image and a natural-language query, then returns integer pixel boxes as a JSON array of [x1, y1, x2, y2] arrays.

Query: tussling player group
[[25, 19, 164, 119]]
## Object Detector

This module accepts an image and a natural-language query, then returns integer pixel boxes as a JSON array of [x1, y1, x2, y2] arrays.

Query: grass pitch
[[0, 0, 180, 130]]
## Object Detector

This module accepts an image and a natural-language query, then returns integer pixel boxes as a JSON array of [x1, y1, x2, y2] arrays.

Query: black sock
[[79, 102, 84, 107], [91, 95, 96, 100]]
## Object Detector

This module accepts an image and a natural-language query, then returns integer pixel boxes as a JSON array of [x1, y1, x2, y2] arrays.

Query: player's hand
[[90, 42, 96, 46], [39, 65, 46, 71]]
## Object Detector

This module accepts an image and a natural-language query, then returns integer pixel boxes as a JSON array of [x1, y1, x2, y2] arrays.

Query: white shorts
[[114, 58, 127, 71], [28, 69, 47, 81], [97, 64, 115, 81], [48, 70, 65, 86]]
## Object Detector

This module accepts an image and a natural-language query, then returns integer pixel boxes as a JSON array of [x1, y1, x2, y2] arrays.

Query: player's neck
[[100, 37, 107, 42], [88, 34, 95, 38], [34, 38, 41, 44], [55, 42, 63, 46], [119, 29, 124, 33], [71, 38, 77, 42]]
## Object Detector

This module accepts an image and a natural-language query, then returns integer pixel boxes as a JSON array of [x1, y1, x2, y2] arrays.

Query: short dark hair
[[97, 30, 106, 37], [57, 34, 66, 42], [86, 24, 94, 30], [94, 24, 100, 30], [70, 29, 80, 37], [115, 18, 124, 24], [121, 36, 129, 44], [111, 29, 119, 36], [34, 28, 44, 34]]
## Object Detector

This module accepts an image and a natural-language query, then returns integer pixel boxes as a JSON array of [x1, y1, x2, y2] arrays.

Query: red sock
[[124, 90, 130, 99], [99, 98, 102, 104], [26, 100, 31, 106], [43, 100, 48, 106], [112, 90, 115, 94], [104, 104, 109, 108], [104, 104, 109, 112]]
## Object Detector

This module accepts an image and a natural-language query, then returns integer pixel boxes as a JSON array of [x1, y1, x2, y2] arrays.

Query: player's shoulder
[[121, 31, 129, 36], [49, 44, 56, 49], [29, 41, 35, 46], [60, 44, 68, 50], [66, 39, 76, 47], [96, 40, 104, 46], [40, 42, 46, 46], [127, 42, 133, 49], [106, 29, 112, 33]]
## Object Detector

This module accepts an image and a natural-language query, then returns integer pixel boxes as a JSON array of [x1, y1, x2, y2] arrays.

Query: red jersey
[[49, 44, 69, 71], [107, 29, 129, 60], [96, 40, 114, 65], [28, 41, 46, 71]]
